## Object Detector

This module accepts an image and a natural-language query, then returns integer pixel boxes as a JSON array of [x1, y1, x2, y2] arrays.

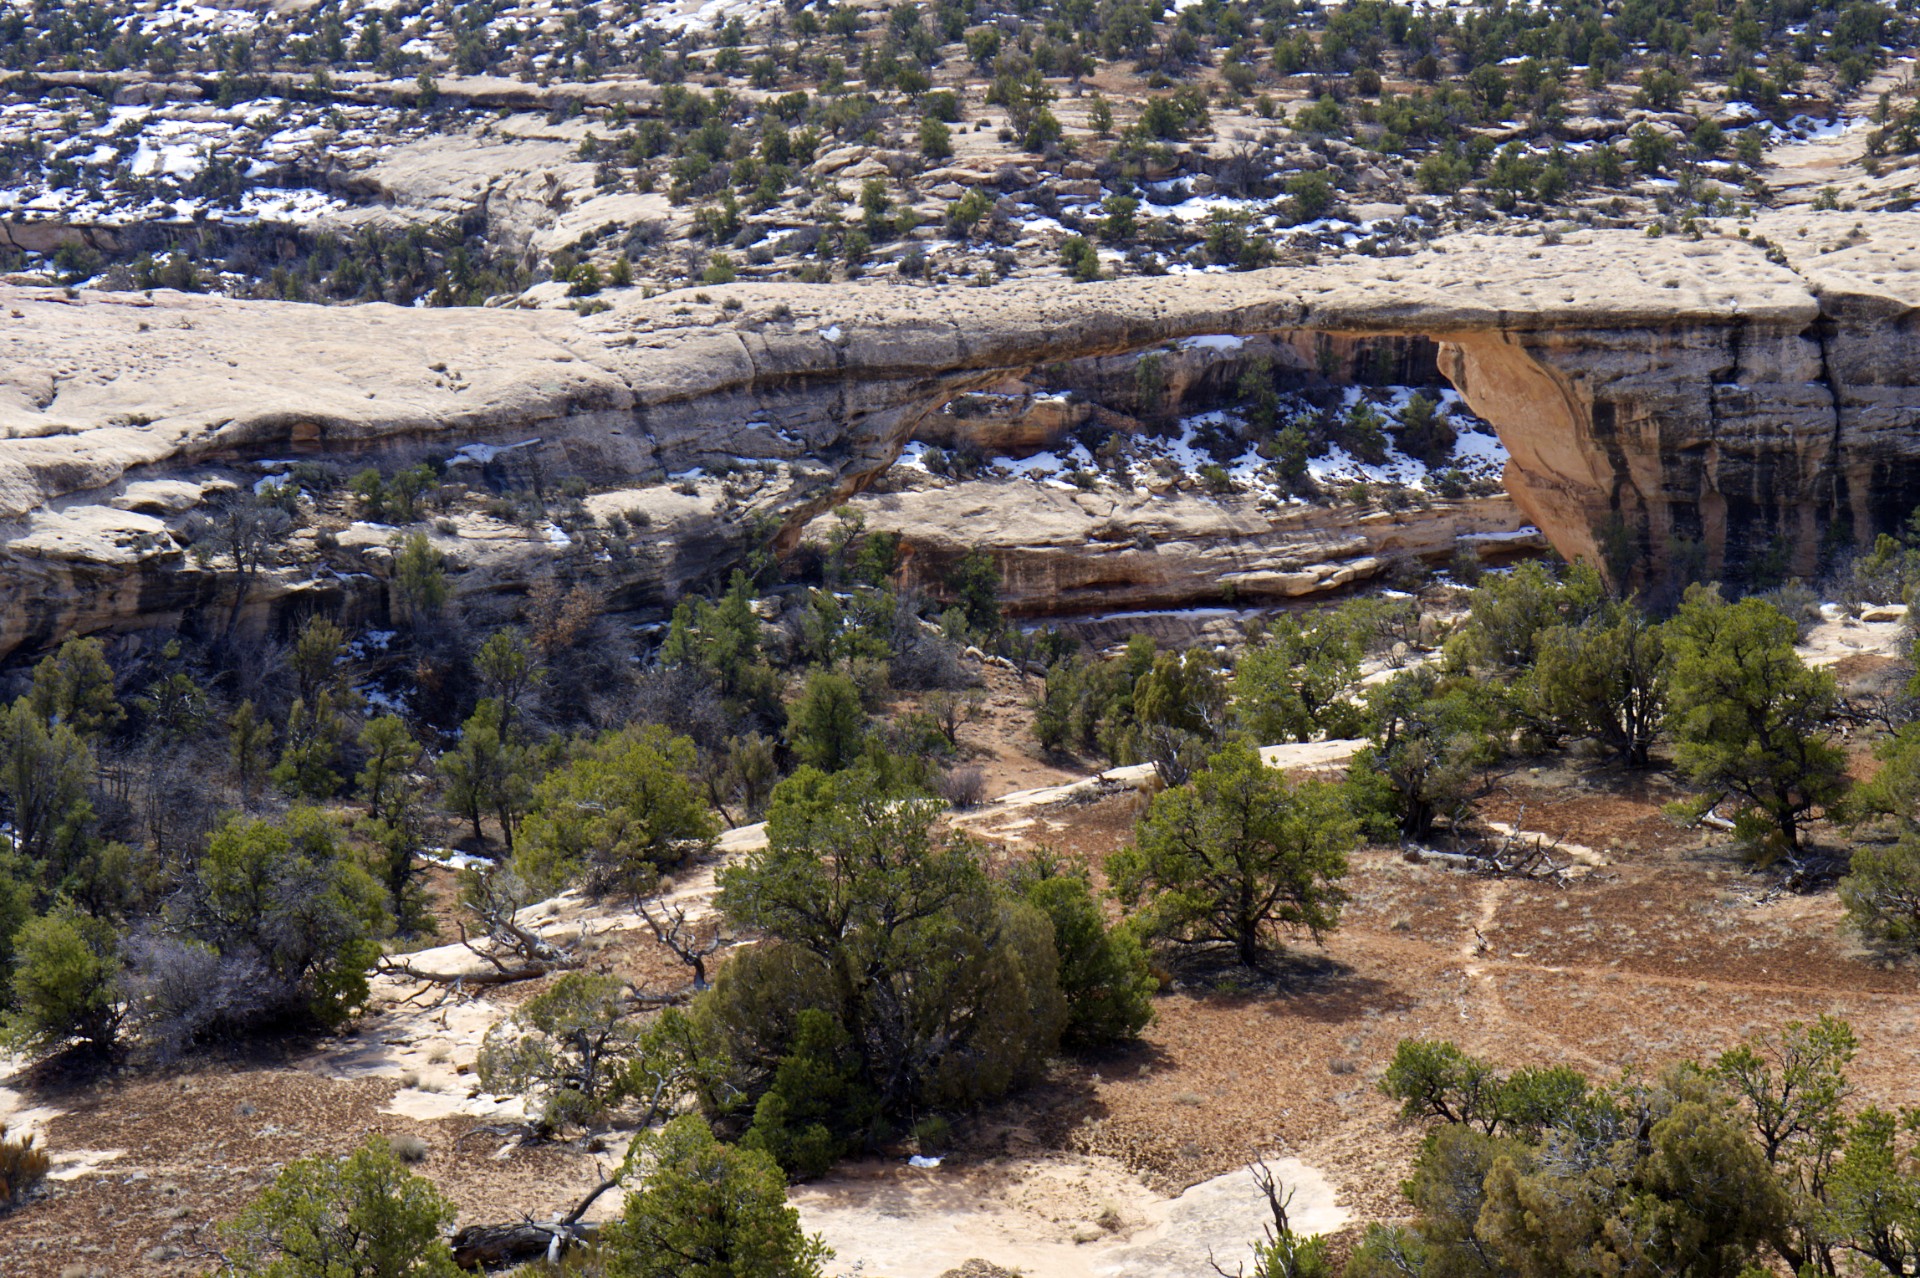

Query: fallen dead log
[[623, 988, 694, 1009], [451, 1174, 617, 1269], [375, 896, 583, 991], [451, 1219, 602, 1268], [453, 1123, 538, 1148], [1779, 854, 1849, 893], [376, 958, 562, 988], [1402, 848, 1488, 871], [1403, 838, 1574, 887]]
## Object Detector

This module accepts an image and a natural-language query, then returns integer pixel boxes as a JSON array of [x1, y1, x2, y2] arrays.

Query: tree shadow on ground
[[957, 1041, 1168, 1158], [1163, 946, 1415, 1023], [3, 1044, 117, 1106]]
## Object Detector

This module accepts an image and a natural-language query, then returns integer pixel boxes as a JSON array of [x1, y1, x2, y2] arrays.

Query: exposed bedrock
[[810, 484, 1539, 618], [3, 209, 1918, 658]]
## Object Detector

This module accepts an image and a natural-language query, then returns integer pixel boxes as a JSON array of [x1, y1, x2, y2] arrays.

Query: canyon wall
[[2, 210, 1917, 658]]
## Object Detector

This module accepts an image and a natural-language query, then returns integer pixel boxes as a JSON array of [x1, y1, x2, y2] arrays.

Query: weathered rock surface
[[809, 482, 1537, 617], [327, 129, 596, 250], [3, 209, 1918, 658]]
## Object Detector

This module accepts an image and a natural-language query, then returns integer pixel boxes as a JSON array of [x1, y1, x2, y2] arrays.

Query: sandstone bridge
[[2, 207, 1917, 657]]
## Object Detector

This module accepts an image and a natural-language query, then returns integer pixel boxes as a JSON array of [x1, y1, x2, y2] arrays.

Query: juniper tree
[[1663, 585, 1846, 859], [1110, 741, 1355, 967], [706, 766, 1064, 1154], [220, 1134, 460, 1278], [603, 1116, 829, 1278]]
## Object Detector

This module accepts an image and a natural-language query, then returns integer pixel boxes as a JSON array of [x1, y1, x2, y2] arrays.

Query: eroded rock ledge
[[3, 209, 1916, 658]]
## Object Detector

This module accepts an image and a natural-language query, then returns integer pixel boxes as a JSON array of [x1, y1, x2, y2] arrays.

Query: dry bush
[[937, 764, 987, 810], [889, 617, 977, 691], [0, 1124, 50, 1207], [390, 1134, 430, 1164], [123, 931, 274, 1059]]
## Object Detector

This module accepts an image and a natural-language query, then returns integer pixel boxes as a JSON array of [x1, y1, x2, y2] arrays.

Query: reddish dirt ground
[[6, 750, 1919, 1278], [959, 766, 1920, 1244], [889, 659, 1090, 797]]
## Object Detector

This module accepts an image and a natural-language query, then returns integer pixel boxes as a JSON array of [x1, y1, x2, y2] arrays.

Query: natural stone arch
[[3, 209, 1919, 658]]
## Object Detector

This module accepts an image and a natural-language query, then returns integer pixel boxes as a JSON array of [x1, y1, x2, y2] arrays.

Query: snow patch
[[450, 438, 542, 467]]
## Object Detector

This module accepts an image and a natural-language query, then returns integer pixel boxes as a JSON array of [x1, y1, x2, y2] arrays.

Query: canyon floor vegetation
[[3, 519, 1920, 1276]]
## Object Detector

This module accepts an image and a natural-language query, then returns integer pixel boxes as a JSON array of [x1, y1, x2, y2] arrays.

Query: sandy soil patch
[[1801, 603, 1908, 671], [795, 1153, 1345, 1278]]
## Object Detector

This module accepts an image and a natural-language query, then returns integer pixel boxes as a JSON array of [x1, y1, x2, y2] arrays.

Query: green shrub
[[477, 972, 646, 1132], [919, 115, 952, 159], [1347, 665, 1506, 842], [182, 807, 389, 1028], [515, 724, 716, 894], [1663, 584, 1847, 859], [219, 1134, 459, 1278], [1840, 835, 1920, 948], [1110, 741, 1355, 967], [1357, 1039, 1791, 1278], [1518, 603, 1666, 766], [567, 262, 603, 296], [1060, 234, 1101, 282], [1020, 866, 1155, 1047], [786, 671, 868, 774], [1233, 612, 1365, 745], [704, 768, 1064, 1162], [603, 1116, 829, 1278], [738, 1006, 878, 1178], [1285, 170, 1336, 223], [7, 905, 121, 1056]]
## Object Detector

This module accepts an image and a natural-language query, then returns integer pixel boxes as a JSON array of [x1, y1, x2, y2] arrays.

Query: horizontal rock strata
[[2, 209, 1916, 657]]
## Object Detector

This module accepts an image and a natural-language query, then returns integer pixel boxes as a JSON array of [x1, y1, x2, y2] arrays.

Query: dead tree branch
[[450, 1167, 617, 1267], [1400, 805, 1579, 886], [1208, 1163, 1309, 1278], [376, 871, 583, 991], [637, 898, 725, 991]]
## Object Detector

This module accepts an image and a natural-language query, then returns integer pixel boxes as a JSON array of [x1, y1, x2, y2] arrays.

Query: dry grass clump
[[0, 1123, 51, 1207], [390, 1133, 430, 1165]]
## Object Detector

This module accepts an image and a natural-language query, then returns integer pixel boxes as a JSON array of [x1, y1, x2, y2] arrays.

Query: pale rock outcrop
[[808, 482, 1538, 616], [325, 130, 597, 250], [912, 388, 1092, 456]]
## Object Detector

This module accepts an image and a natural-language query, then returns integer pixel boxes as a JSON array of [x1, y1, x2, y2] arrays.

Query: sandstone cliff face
[[1431, 214, 1920, 582], [1439, 315, 1841, 577], [2, 211, 1916, 659]]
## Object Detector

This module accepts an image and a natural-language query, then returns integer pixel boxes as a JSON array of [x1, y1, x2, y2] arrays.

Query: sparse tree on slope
[[1110, 741, 1355, 967], [1663, 585, 1846, 860]]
